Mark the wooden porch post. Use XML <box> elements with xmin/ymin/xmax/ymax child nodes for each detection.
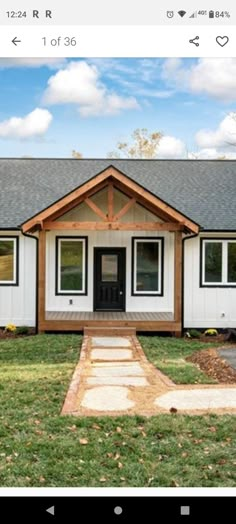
<box><xmin>174</xmin><ymin>230</ymin><xmax>183</xmax><ymax>337</ymax></box>
<box><xmin>38</xmin><ymin>229</ymin><xmax>46</xmax><ymax>333</ymax></box>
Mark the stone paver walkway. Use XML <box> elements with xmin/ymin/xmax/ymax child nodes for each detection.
<box><xmin>62</xmin><ymin>336</ymin><xmax>236</xmax><ymax>416</ymax></box>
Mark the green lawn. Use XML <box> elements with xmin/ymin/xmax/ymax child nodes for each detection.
<box><xmin>0</xmin><ymin>334</ymin><xmax>235</xmax><ymax>487</ymax></box>
<box><xmin>140</xmin><ymin>336</ymin><xmax>219</xmax><ymax>384</ymax></box>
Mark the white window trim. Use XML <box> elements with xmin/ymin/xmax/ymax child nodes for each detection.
<box><xmin>0</xmin><ymin>237</ymin><xmax>17</xmax><ymax>285</ymax></box>
<box><xmin>202</xmin><ymin>239</ymin><xmax>236</xmax><ymax>286</ymax></box>
<box><xmin>133</xmin><ymin>238</ymin><xmax>162</xmax><ymax>295</ymax></box>
<box><xmin>57</xmin><ymin>237</ymin><xmax>86</xmax><ymax>294</ymax></box>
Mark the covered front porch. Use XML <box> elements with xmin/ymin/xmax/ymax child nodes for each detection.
<box><xmin>43</xmin><ymin>310</ymin><xmax>176</xmax><ymax>333</ymax></box>
<box><xmin>22</xmin><ymin>166</ymin><xmax>199</xmax><ymax>335</ymax></box>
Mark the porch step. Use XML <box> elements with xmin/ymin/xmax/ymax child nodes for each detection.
<box><xmin>84</xmin><ymin>327</ymin><xmax>136</xmax><ymax>337</ymax></box>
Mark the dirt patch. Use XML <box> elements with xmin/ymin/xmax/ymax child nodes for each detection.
<box><xmin>187</xmin><ymin>347</ymin><xmax>236</xmax><ymax>384</ymax></box>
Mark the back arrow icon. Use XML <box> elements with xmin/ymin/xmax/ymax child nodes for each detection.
<box><xmin>12</xmin><ymin>37</ymin><xmax>21</xmax><ymax>46</ymax></box>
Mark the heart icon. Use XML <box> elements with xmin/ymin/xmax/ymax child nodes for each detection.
<box><xmin>216</xmin><ymin>36</ymin><xmax>229</xmax><ymax>47</ymax></box>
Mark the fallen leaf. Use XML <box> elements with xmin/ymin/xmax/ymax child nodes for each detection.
<box><xmin>217</xmin><ymin>459</ymin><xmax>227</xmax><ymax>465</ymax></box>
<box><xmin>148</xmin><ymin>477</ymin><xmax>154</xmax><ymax>485</ymax></box>
<box><xmin>208</xmin><ymin>426</ymin><xmax>217</xmax><ymax>433</ymax></box>
<box><xmin>139</xmin><ymin>458</ymin><xmax>144</xmax><ymax>464</ymax></box>
<box><xmin>114</xmin><ymin>453</ymin><xmax>120</xmax><ymax>461</ymax></box>
<box><xmin>120</xmin><ymin>477</ymin><xmax>125</xmax><ymax>481</ymax></box>
<box><xmin>181</xmin><ymin>452</ymin><xmax>188</xmax><ymax>458</ymax></box>
<box><xmin>208</xmin><ymin>465</ymin><xmax>213</xmax><ymax>470</ymax></box>
<box><xmin>171</xmin><ymin>480</ymin><xmax>180</xmax><ymax>487</ymax></box>
<box><xmin>92</xmin><ymin>424</ymin><xmax>101</xmax><ymax>430</ymax></box>
<box><xmin>34</xmin><ymin>420</ymin><xmax>41</xmax><ymax>425</ymax></box>
<box><xmin>79</xmin><ymin>438</ymin><xmax>88</xmax><ymax>445</ymax></box>
<box><xmin>68</xmin><ymin>425</ymin><xmax>77</xmax><ymax>432</ymax></box>
<box><xmin>116</xmin><ymin>427</ymin><xmax>122</xmax><ymax>433</ymax></box>
<box><xmin>170</xmin><ymin>407</ymin><xmax>178</xmax><ymax>414</ymax></box>
<box><xmin>99</xmin><ymin>477</ymin><xmax>107</xmax><ymax>482</ymax></box>
<box><xmin>39</xmin><ymin>476</ymin><xmax>45</xmax><ymax>483</ymax></box>
<box><xmin>118</xmin><ymin>462</ymin><xmax>123</xmax><ymax>469</ymax></box>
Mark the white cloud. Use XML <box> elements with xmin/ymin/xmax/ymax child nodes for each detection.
<box><xmin>196</xmin><ymin>113</ymin><xmax>236</xmax><ymax>148</ymax></box>
<box><xmin>157</xmin><ymin>135</ymin><xmax>186</xmax><ymax>159</ymax></box>
<box><xmin>0</xmin><ymin>108</ymin><xmax>52</xmax><ymax>139</ymax></box>
<box><xmin>43</xmin><ymin>61</ymin><xmax>139</xmax><ymax>116</ymax></box>
<box><xmin>162</xmin><ymin>58</ymin><xmax>236</xmax><ymax>101</ymax></box>
<box><xmin>0</xmin><ymin>58</ymin><xmax>66</xmax><ymax>69</ymax></box>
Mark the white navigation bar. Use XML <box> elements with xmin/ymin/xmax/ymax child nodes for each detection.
<box><xmin>0</xmin><ymin>26</ymin><xmax>234</xmax><ymax>58</ymax></box>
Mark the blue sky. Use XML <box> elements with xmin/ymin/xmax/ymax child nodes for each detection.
<box><xmin>0</xmin><ymin>57</ymin><xmax>236</xmax><ymax>158</ymax></box>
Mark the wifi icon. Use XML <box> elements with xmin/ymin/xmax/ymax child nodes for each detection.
<box><xmin>178</xmin><ymin>10</ymin><xmax>186</xmax><ymax>17</ymax></box>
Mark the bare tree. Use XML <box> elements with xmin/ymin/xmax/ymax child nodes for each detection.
<box><xmin>108</xmin><ymin>128</ymin><xmax>163</xmax><ymax>159</ymax></box>
<box><xmin>72</xmin><ymin>150</ymin><xmax>83</xmax><ymax>159</ymax></box>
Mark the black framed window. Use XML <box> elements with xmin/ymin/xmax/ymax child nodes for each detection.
<box><xmin>201</xmin><ymin>238</ymin><xmax>236</xmax><ymax>286</ymax></box>
<box><xmin>132</xmin><ymin>237</ymin><xmax>164</xmax><ymax>296</ymax></box>
<box><xmin>0</xmin><ymin>236</ymin><xmax>19</xmax><ymax>286</ymax></box>
<box><xmin>56</xmin><ymin>237</ymin><xmax>88</xmax><ymax>295</ymax></box>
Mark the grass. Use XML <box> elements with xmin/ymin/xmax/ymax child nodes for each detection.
<box><xmin>140</xmin><ymin>336</ymin><xmax>219</xmax><ymax>384</ymax></box>
<box><xmin>0</xmin><ymin>334</ymin><xmax>235</xmax><ymax>487</ymax></box>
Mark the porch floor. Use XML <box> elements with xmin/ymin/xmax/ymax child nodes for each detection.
<box><xmin>46</xmin><ymin>311</ymin><xmax>174</xmax><ymax>321</ymax></box>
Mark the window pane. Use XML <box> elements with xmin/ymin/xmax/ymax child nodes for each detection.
<box><xmin>136</xmin><ymin>241</ymin><xmax>159</xmax><ymax>292</ymax></box>
<box><xmin>102</xmin><ymin>254</ymin><xmax>118</xmax><ymax>282</ymax></box>
<box><xmin>0</xmin><ymin>240</ymin><xmax>14</xmax><ymax>281</ymax></box>
<box><xmin>60</xmin><ymin>240</ymin><xmax>83</xmax><ymax>291</ymax></box>
<box><xmin>204</xmin><ymin>242</ymin><xmax>222</xmax><ymax>283</ymax></box>
<box><xmin>228</xmin><ymin>243</ymin><xmax>236</xmax><ymax>283</ymax></box>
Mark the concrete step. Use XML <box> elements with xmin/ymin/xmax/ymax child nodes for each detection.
<box><xmin>84</xmin><ymin>327</ymin><xmax>136</xmax><ymax>337</ymax></box>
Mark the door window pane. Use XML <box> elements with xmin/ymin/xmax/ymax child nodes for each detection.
<box><xmin>0</xmin><ymin>240</ymin><xmax>14</xmax><ymax>282</ymax></box>
<box><xmin>228</xmin><ymin>242</ymin><xmax>236</xmax><ymax>283</ymax></box>
<box><xmin>60</xmin><ymin>240</ymin><xmax>84</xmax><ymax>291</ymax></box>
<box><xmin>136</xmin><ymin>241</ymin><xmax>159</xmax><ymax>292</ymax></box>
<box><xmin>102</xmin><ymin>254</ymin><xmax>118</xmax><ymax>282</ymax></box>
<box><xmin>204</xmin><ymin>242</ymin><xmax>222</xmax><ymax>283</ymax></box>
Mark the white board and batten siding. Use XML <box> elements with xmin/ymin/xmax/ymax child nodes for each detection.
<box><xmin>0</xmin><ymin>231</ymin><xmax>36</xmax><ymax>327</ymax></box>
<box><xmin>184</xmin><ymin>233</ymin><xmax>236</xmax><ymax>328</ymax></box>
<box><xmin>46</xmin><ymin>193</ymin><xmax>175</xmax><ymax>314</ymax></box>
<box><xmin>46</xmin><ymin>229</ymin><xmax>174</xmax><ymax>313</ymax></box>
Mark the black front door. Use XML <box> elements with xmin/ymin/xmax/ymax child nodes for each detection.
<box><xmin>94</xmin><ymin>248</ymin><xmax>126</xmax><ymax>311</ymax></box>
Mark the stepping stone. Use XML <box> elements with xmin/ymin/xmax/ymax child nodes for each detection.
<box><xmin>155</xmin><ymin>388</ymin><xmax>236</xmax><ymax>410</ymax></box>
<box><xmin>91</xmin><ymin>337</ymin><xmax>131</xmax><ymax>347</ymax></box>
<box><xmin>87</xmin><ymin>376</ymin><xmax>148</xmax><ymax>386</ymax></box>
<box><xmin>91</xmin><ymin>349</ymin><xmax>133</xmax><ymax>361</ymax></box>
<box><xmin>81</xmin><ymin>386</ymin><xmax>135</xmax><ymax>411</ymax></box>
<box><xmin>91</xmin><ymin>362</ymin><xmax>144</xmax><ymax>377</ymax></box>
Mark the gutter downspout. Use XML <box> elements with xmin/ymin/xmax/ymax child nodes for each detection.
<box><xmin>182</xmin><ymin>230</ymin><xmax>200</xmax><ymax>334</ymax></box>
<box><xmin>21</xmin><ymin>229</ymin><xmax>39</xmax><ymax>334</ymax></box>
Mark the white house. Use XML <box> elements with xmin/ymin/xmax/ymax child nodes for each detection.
<box><xmin>0</xmin><ymin>158</ymin><xmax>236</xmax><ymax>335</ymax></box>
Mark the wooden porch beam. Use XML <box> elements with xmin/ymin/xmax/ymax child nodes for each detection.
<box><xmin>84</xmin><ymin>197</ymin><xmax>107</xmax><ymax>221</ymax></box>
<box><xmin>38</xmin><ymin>229</ymin><xmax>46</xmax><ymax>332</ymax></box>
<box><xmin>43</xmin><ymin>221</ymin><xmax>185</xmax><ymax>231</ymax></box>
<box><xmin>107</xmin><ymin>183</ymin><xmax>114</xmax><ymax>220</ymax></box>
<box><xmin>174</xmin><ymin>230</ymin><xmax>183</xmax><ymax>330</ymax></box>
<box><xmin>113</xmin><ymin>197</ymin><xmax>136</xmax><ymax>221</ymax></box>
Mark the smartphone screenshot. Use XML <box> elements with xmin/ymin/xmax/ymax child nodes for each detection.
<box><xmin>0</xmin><ymin>0</ymin><xmax>235</xmax><ymax>519</ymax></box>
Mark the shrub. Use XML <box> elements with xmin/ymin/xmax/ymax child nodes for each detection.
<box><xmin>204</xmin><ymin>328</ymin><xmax>218</xmax><ymax>336</ymax></box>
<box><xmin>15</xmin><ymin>326</ymin><xmax>30</xmax><ymax>335</ymax></box>
<box><xmin>5</xmin><ymin>323</ymin><xmax>16</xmax><ymax>332</ymax></box>
<box><xmin>188</xmin><ymin>329</ymin><xmax>201</xmax><ymax>338</ymax></box>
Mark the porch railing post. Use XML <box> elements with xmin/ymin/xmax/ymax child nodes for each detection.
<box><xmin>174</xmin><ymin>230</ymin><xmax>182</xmax><ymax>336</ymax></box>
<box><xmin>38</xmin><ymin>229</ymin><xmax>46</xmax><ymax>332</ymax></box>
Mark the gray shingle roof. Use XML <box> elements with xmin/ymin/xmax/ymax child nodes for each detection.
<box><xmin>0</xmin><ymin>158</ymin><xmax>235</xmax><ymax>230</ymax></box>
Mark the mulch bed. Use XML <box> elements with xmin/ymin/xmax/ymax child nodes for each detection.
<box><xmin>187</xmin><ymin>347</ymin><xmax>236</xmax><ymax>384</ymax></box>
<box><xmin>0</xmin><ymin>328</ymin><xmax>35</xmax><ymax>339</ymax></box>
